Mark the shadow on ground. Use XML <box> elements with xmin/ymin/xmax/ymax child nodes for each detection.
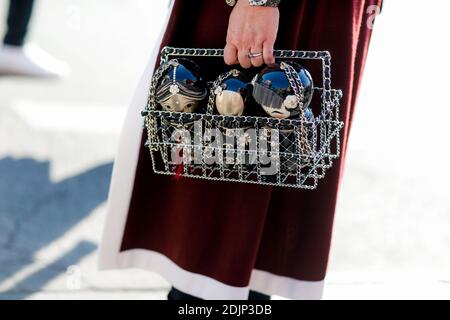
<box><xmin>0</xmin><ymin>157</ymin><xmax>113</xmax><ymax>299</ymax></box>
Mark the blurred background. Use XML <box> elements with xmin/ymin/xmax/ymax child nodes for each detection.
<box><xmin>0</xmin><ymin>0</ymin><xmax>449</xmax><ymax>299</ymax></box>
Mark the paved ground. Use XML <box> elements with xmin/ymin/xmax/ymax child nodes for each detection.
<box><xmin>1</xmin><ymin>0</ymin><xmax>449</xmax><ymax>300</ymax></box>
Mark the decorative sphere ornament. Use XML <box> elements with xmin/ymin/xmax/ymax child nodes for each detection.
<box><xmin>303</xmin><ymin>107</ymin><xmax>315</xmax><ymax>122</ymax></box>
<box><xmin>213</xmin><ymin>69</ymin><xmax>250</xmax><ymax>116</ymax></box>
<box><xmin>155</xmin><ymin>58</ymin><xmax>208</xmax><ymax>113</ymax></box>
<box><xmin>251</xmin><ymin>61</ymin><xmax>314</xmax><ymax>119</ymax></box>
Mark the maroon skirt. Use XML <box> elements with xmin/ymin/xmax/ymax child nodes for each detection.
<box><xmin>99</xmin><ymin>0</ymin><xmax>382</xmax><ymax>300</ymax></box>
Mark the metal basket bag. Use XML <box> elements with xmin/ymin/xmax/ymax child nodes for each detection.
<box><xmin>141</xmin><ymin>46</ymin><xmax>344</xmax><ymax>189</ymax></box>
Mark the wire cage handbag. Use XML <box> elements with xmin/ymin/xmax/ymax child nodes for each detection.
<box><xmin>141</xmin><ymin>46</ymin><xmax>344</xmax><ymax>189</ymax></box>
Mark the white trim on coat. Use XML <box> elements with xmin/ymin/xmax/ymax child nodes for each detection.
<box><xmin>97</xmin><ymin>0</ymin><xmax>325</xmax><ymax>300</ymax></box>
<box><xmin>108</xmin><ymin>248</ymin><xmax>325</xmax><ymax>300</ymax></box>
<box><xmin>97</xmin><ymin>0</ymin><xmax>176</xmax><ymax>270</ymax></box>
<box><xmin>249</xmin><ymin>269</ymin><xmax>324</xmax><ymax>300</ymax></box>
<box><xmin>117</xmin><ymin>249</ymin><xmax>250</xmax><ymax>300</ymax></box>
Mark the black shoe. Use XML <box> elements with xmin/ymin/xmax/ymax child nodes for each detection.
<box><xmin>167</xmin><ymin>286</ymin><xmax>270</xmax><ymax>300</ymax></box>
<box><xmin>248</xmin><ymin>290</ymin><xmax>271</xmax><ymax>300</ymax></box>
<box><xmin>167</xmin><ymin>287</ymin><xmax>203</xmax><ymax>300</ymax></box>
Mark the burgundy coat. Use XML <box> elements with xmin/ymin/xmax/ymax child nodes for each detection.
<box><xmin>99</xmin><ymin>0</ymin><xmax>382</xmax><ymax>300</ymax></box>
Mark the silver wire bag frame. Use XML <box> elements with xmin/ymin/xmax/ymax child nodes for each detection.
<box><xmin>141</xmin><ymin>46</ymin><xmax>344</xmax><ymax>189</ymax></box>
